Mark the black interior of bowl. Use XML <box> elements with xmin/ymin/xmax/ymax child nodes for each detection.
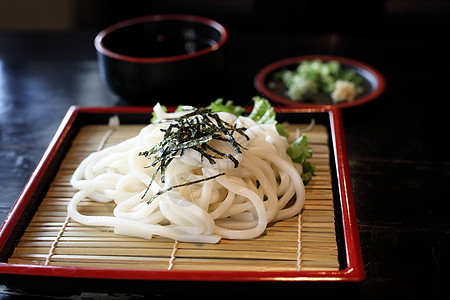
<box><xmin>266</xmin><ymin>63</ymin><xmax>378</xmax><ymax>105</ymax></box>
<box><xmin>102</xmin><ymin>20</ymin><xmax>221</xmax><ymax>58</ymax></box>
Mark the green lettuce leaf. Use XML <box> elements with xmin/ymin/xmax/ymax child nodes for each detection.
<box><xmin>300</xmin><ymin>161</ymin><xmax>315</xmax><ymax>184</ymax></box>
<box><xmin>247</xmin><ymin>96</ymin><xmax>289</xmax><ymax>138</ymax></box>
<box><xmin>248</xmin><ymin>96</ymin><xmax>277</xmax><ymax>125</ymax></box>
<box><xmin>287</xmin><ymin>134</ymin><xmax>315</xmax><ymax>184</ymax></box>
<box><xmin>207</xmin><ymin>98</ymin><xmax>245</xmax><ymax>116</ymax></box>
<box><xmin>276</xmin><ymin>123</ymin><xmax>289</xmax><ymax>139</ymax></box>
<box><xmin>287</xmin><ymin>134</ymin><xmax>312</xmax><ymax>163</ymax></box>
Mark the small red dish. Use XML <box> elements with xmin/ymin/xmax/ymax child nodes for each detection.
<box><xmin>254</xmin><ymin>55</ymin><xmax>386</xmax><ymax>109</ymax></box>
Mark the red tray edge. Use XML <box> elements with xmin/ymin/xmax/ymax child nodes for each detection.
<box><xmin>0</xmin><ymin>105</ymin><xmax>365</xmax><ymax>282</ymax></box>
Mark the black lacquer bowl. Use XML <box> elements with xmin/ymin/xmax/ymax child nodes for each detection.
<box><xmin>95</xmin><ymin>14</ymin><xmax>229</xmax><ymax>105</ymax></box>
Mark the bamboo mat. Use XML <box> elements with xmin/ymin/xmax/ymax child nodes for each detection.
<box><xmin>8</xmin><ymin>121</ymin><xmax>339</xmax><ymax>272</ymax></box>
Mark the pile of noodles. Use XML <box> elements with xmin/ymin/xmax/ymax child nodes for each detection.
<box><xmin>68</xmin><ymin>104</ymin><xmax>305</xmax><ymax>243</ymax></box>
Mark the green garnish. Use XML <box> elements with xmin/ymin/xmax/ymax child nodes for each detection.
<box><xmin>300</xmin><ymin>161</ymin><xmax>315</xmax><ymax>184</ymax></box>
<box><xmin>140</xmin><ymin>107</ymin><xmax>249</xmax><ymax>202</ymax></box>
<box><xmin>248</xmin><ymin>96</ymin><xmax>277</xmax><ymax>125</ymax></box>
<box><xmin>287</xmin><ymin>134</ymin><xmax>315</xmax><ymax>184</ymax></box>
<box><xmin>207</xmin><ymin>98</ymin><xmax>245</xmax><ymax>116</ymax></box>
<box><xmin>248</xmin><ymin>96</ymin><xmax>289</xmax><ymax>138</ymax></box>
<box><xmin>208</xmin><ymin>96</ymin><xmax>289</xmax><ymax>138</ymax></box>
<box><xmin>273</xmin><ymin>59</ymin><xmax>364</xmax><ymax>102</ymax></box>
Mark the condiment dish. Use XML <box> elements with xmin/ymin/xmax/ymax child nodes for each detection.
<box><xmin>254</xmin><ymin>55</ymin><xmax>385</xmax><ymax>108</ymax></box>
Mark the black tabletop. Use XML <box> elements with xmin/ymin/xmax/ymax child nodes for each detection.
<box><xmin>1</xmin><ymin>7</ymin><xmax>450</xmax><ymax>299</ymax></box>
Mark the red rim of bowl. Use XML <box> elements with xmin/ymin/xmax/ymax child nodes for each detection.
<box><xmin>254</xmin><ymin>55</ymin><xmax>386</xmax><ymax>109</ymax></box>
<box><xmin>94</xmin><ymin>14</ymin><xmax>229</xmax><ymax>63</ymax></box>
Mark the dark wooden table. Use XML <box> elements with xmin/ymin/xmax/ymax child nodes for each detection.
<box><xmin>0</xmin><ymin>20</ymin><xmax>449</xmax><ymax>298</ymax></box>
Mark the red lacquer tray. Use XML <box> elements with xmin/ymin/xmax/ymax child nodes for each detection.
<box><xmin>0</xmin><ymin>105</ymin><xmax>364</xmax><ymax>287</ymax></box>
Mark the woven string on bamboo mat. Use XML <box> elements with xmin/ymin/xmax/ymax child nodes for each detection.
<box><xmin>8</xmin><ymin>120</ymin><xmax>338</xmax><ymax>272</ymax></box>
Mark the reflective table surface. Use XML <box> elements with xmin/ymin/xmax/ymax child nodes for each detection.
<box><xmin>0</xmin><ymin>15</ymin><xmax>449</xmax><ymax>298</ymax></box>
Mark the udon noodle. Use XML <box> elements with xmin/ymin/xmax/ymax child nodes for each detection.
<box><xmin>68</xmin><ymin>105</ymin><xmax>305</xmax><ymax>243</ymax></box>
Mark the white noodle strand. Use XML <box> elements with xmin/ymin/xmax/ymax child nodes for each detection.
<box><xmin>68</xmin><ymin>109</ymin><xmax>306</xmax><ymax>243</ymax></box>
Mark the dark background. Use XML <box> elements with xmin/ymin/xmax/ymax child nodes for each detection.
<box><xmin>1</xmin><ymin>0</ymin><xmax>450</xmax><ymax>298</ymax></box>
<box><xmin>2</xmin><ymin>0</ymin><xmax>449</xmax><ymax>35</ymax></box>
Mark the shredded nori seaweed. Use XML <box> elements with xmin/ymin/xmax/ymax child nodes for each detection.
<box><xmin>139</xmin><ymin>107</ymin><xmax>249</xmax><ymax>203</ymax></box>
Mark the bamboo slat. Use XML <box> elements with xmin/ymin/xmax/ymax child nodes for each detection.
<box><xmin>8</xmin><ymin>121</ymin><xmax>341</xmax><ymax>272</ymax></box>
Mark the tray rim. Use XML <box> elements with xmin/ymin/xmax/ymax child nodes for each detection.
<box><xmin>0</xmin><ymin>105</ymin><xmax>364</xmax><ymax>282</ymax></box>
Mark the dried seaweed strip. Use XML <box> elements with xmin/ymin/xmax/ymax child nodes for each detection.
<box><xmin>140</xmin><ymin>108</ymin><xmax>249</xmax><ymax>202</ymax></box>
